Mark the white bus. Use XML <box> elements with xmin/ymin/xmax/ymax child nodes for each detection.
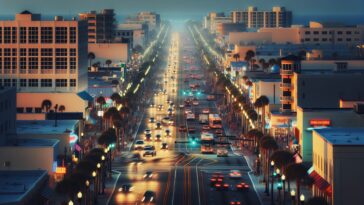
<box><xmin>201</xmin><ymin>133</ymin><xmax>214</xmax><ymax>154</ymax></box>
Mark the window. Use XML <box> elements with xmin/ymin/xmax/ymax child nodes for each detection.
<box><xmin>28</xmin><ymin>27</ymin><xmax>39</xmax><ymax>43</ymax></box>
<box><xmin>4</xmin><ymin>27</ymin><xmax>11</xmax><ymax>43</ymax></box>
<box><xmin>41</xmin><ymin>79</ymin><xmax>52</xmax><ymax>87</ymax></box>
<box><xmin>12</xmin><ymin>48</ymin><xmax>17</xmax><ymax>56</ymax></box>
<box><xmin>70</xmin><ymin>27</ymin><xmax>76</xmax><ymax>43</ymax></box>
<box><xmin>337</xmin><ymin>38</ymin><xmax>343</xmax><ymax>41</ymax></box>
<box><xmin>28</xmin><ymin>57</ymin><xmax>39</xmax><ymax>70</ymax></box>
<box><xmin>313</xmin><ymin>38</ymin><xmax>319</xmax><ymax>42</ymax></box>
<box><xmin>304</xmin><ymin>38</ymin><xmax>310</xmax><ymax>42</ymax></box>
<box><xmin>41</xmin><ymin>57</ymin><xmax>53</xmax><ymax>69</ymax></box>
<box><xmin>322</xmin><ymin>31</ymin><xmax>327</xmax><ymax>35</ymax></box>
<box><xmin>20</xmin><ymin>79</ymin><xmax>27</xmax><ymax>87</ymax></box>
<box><xmin>313</xmin><ymin>31</ymin><xmax>319</xmax><ymax>35</ymax></box>
<box><xmin>4</xmin><ymin>79</ymin><xmax>11</xmax><ymax>87</ymax></box>
<box><xmin>41</xmin><ymin>27</ymin><xmax>53</xmax><ymax>43</ymax></box>
<box><xmin>70</xmin><ymin>79</ymin><xmax>76</xmax><ymax>87</ymax></box>
<box><xmin>20</xmin><ymin>58</ymin><xmax>26</xmax><ymax>70</ymax></box>
<box><xmin>0</xmin><ymin>27</ymin><xmax>2</xmax><ymax>43</ymax></box>
<box><xmin>56</xmin><ymin>48</ymin><xmax>67</xmax><ymax>56</ymax></box>
<box><xmin>56</xmin><ymin>79</ymin><xmax>67</xmax><ymax>87</ymax></box>
<box><xmin>322</xmin><ymin>38</ymin><xmax>327</xmax><ymax>42</ymax></box>
<box><xmin>304</xmin><ymin>31</ymin><xmax>310</xmax><ymax>35</ymax></box>
<box><xmin>11</xmin><ymin>27</ymin><xmax>17</xmax><ymax>43</ymax></box>
<box><xmin>70</xmin><ymin>57</ymin><xmax>76</xmax><ymax>70</ymax></box>
<box><xmin>282</xmin><ymin>104</ymin><xmax>291</xmax><ymax>109</ymax></box>
<box><xmin>55</xmin><ymin>27</ymin><xmax>67</xmax><ymax>43</ymax></box>
<box><xmin>20</xmin><ymin>48</ymin><xmax>26</xmax><ymax>56</ymax></box>
<box><xmin>4</xmin><ymin>48</ymin><xmax>10</xmax><ymax>56</ymax></box>
<box><xmin>337</xmin><ymin>31</ymin><xmax>343</xmax><ymax>35</ymax></box>
<box><xmin>346</xmin><ymin>38</ymin><xmax>352</xmax><ymax>42</ymax></box>
<box><xmin>12</xmin><ymin>79</ymin><xmax>16</xmax><ymax>87</ymax></box>
<box><xmin>20</xmin><ymin>27</ymin><xmax>27</xmax><ymax>43</ymax></box>
<box><xmin>11</xmin><ymin>57</ymin><xmax>16</xmax><ymax>70</ymax></box>
<box><xmin>346</xmin><ymin>31</ymin><xmax>352</xmax><ymax>35</ymax></box>
<box><xmin>56</xmin><ymin>57</ymin><xmax>67</xmax><ymax>69</ymax></box>
<box><xmin>70</xmin><ymin>48</ymin><xmax>76</xmax><ymax>56</ymax></box>
<box><xmin>4</xmin><ymin>57</ymin><xmax>11</xmax><ymax>70</ymax></box>
<box><xmin>28</xmin><ymin>79</ymin><xmax>39</xmax><ymax>87</ymax></box>
<box><xmin>41</xmin><ymin>48</ymin><xmax>52</xmax><ymax>56</ymax></box>
<box><xmin>28</xmin><ymin>48</ymin><xmax>38</xmax><ymax>56</ymax></box>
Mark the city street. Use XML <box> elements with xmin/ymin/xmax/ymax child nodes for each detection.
<box><xmin>108</xmin><ymin>30</ymin><xmax>260</xmax><ymax>205</ymax></box>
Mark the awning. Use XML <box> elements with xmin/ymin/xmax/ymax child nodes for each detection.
<box><xmin>309</xmin><ymin>170</ymin><xmax>332</xmax><ymax>196</ymax></box>
<box><xmin>77</xmin><ymin>91</ymin><xmax>94</xmax><ymax>101</ymax></box>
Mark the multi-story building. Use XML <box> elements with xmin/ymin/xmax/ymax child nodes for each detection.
<box><xmin>203</xmin><ymin>12</ymin><xmax>225</xmax><ymax>31</ymax></box>
<box><xmin>114</xmin><ymin>26</ymin><xmax>147</xmax><ymax>49</ymax></box>
<box><xmin>0</xmin><ymin>11</ymin><xmax>90</xmax><ymax>119</ymax></box>
<box><xmin>312</xmin><ymin>128</ymin><xmax>364</xmax><ymax>205</ymax></box>
<box><xmin>79</xmin><ymin>9</ymin><xmax>116</xmax><ymax>43</ymax></box>
<box><xmin>0</xmin><ymin>87</ymin><xmax>16</xmax><ymax>145</ymax></box>
<box><xmin>137</xmin><ymin>12</ymin><xmax>160</xmax><ymax>31</ymax></box>
<box><xmin>231</xmin><ymin>7</ymin><xmax>292</xmax><ymax>29</ymax></box>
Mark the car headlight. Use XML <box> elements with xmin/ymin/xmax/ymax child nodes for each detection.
<box><xmin>141</xmin><ymin>197</ymin><xmax>145</xmax><ymax>202</ymax></box>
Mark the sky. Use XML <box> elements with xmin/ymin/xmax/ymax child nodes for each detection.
<box><xmin>0</xmin><ymin>0</ymin><xmax>363</xmax><ymax>20</ymax></box>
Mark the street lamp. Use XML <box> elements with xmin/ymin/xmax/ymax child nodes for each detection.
<box><xmin>299</xmin><ymin>194</ymin><xmax>305</xmax><ymax>205</ymax></box>
<box><xmin>290</xmin><ymin>190</ymin><xmax>296</xmax><ymax>205</ymax></box>
<box><xmin>270</xmin><ymin>160</ymin><xmax>275</xmax><ymax>205</ymax></box>
<box><xmin>68</xmin><ymin>200</ymin><xmax>74</xmax><ymax>205</ymax></box>
<box><xmin>97</xmin><ymin>110</ymin><xmax>104</xmax><ymax>130</ymax></box>
<box><xmin>92</xmin><ymin>171</ymin><xmax>98</xmax><ymax>204</ymax></box>
<box><xmin>281</xmin><ymin>174</ymin><xmax>286</xmax><ymax>205</ymax></box>
<box><xmin>77</xmin><ymin>191</ymin><xmax>82</xmax><ymax>205</ymax></box>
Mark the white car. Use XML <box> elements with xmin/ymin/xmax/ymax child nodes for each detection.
<box><xmin>186</xmin><ymin>113</ymin><xmax>195</xmax><ymax>120</ymax></box>
<box><xmin>229</xmin><ymin>170</ymin><xmax>242</xmax><ymax>179</ymax></box>
<box><xmin>134</xmin><ymin>140</ymin><xmax>145</xmax><ymax>150</ymax></box>
<box><xmin>217</xmin><ymin>147</ymin><xmax>228</xmax><ymax>157</ymax></box>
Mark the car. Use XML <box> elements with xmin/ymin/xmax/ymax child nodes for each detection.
<box><xmin>157</xmin><ymin>104</ymin><xmax>163</xmax><ymax>111</ymax></box>
<box><xmin>143</xmin><ymin>170</ymin><xmax>153</xmax><ymax>179</ymax></box>
<box><xmin>118</xmin><ymin>183</ymin><xmax>134</xmax><ymax>193</ymax></box>
<box><xmin>188</xmin><ymin>127</ymin><xmax>196</xmax><ymax>133</ymax></box>
<box><xmin>145</xmin><ymin>133</ymin><xmax>152</xmax><ymax>141</ymax></box>
<box><xmin>179</xmin><ymin>104</ymin><xmax>185</xmax><ymax>108</ymax></box>
<box><xmin>155</xmin><ymin>122</ymin><xmax>162</xmax><ymax>129</ymax></box>
<box><xmin>215</xmin><ymin>129</ymin><xmax>223</xmax><ymax>135</ymax></box>
<box><xmin>161</xmin><ymin>142</ymin><xmax>168</xmax><ymax>150</ymax></box>
<box><xmin>145</xmin><ymin>129</ymin><xmax>151</xmax><ymax>134</ymax></box>
<box><xmin>154</xmin><ymin>134</ymin><xmax>162</xmax><ymax>141</ymax></box>
<box><xmin>207</xmin><ymin>95</ymin><xmax>215</xmax><ymax>101</ymax></box>
<box><xmin>165</xmin><ymin>129</ymin><xmax>171</xmax><ymax>136</ymax></box>
<box><xmin>186</xmin><ymin>113</ymin><xmax>195</xmax><ymax>120</ymax></box>
<box><xmin>134</xmin><ymin>140</ymin><xmax>145</xmax><ymax>150</ymax></box>
<box><xmin>184</xmin><ymin>108</ymin><xmax>192</xmax><ymax>115</ymax></box>
<box><xmin>229</xmin><ymin>200</ymin><xmax>242</xmax><ymax>205</ymax></box>
<box><xmin>143</xmin><ymin>146</ymin><xmax>156</xmax><ymax>157</ymax></box>
<box><xmin>141</xmin><ymin>190</ymin><xmax>156</xmax><ymax>203</ymax></box>
<box><xmin>179</xmin><ymin>125</ymin><xmax>187</xmax><ymax>132</ymax></box>
<box><xmin>236</xmin><ymin>182</ymin><xmax>250</xmax><ymax>191</ymax></box>
<box><xmin>229</xmin><ymin>170</ymin><xmax>242</xmax><ymax>179</ymax></box>
<box><xmin>217</xmin><ymin>147</ymin><xmax>228</xmax><ymax>157</ymax></box>
<box><xmin>149</xmin><ymin>117</ymin><xmax>155</xmax><ymax>123</ymax></box>
<box><xmin>202</xmin><ymin>125</ymin><xmax>210</xmax><ymax>131</ymax></box>
<box><xmin>202</xmin><ymin>108</ymin><xmax>210</xmax><ymax>114</ymax></box>
<box><xmin>192</xmin><ymin>100</ymin><xmax>199</xmax><ymax>105</ymax></box>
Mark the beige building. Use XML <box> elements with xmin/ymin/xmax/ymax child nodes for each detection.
<box><xmin>312</xmin><ymin>128</ymin><xmax>364</xmax><ymax>205</ymax></box>
<box><xmin>231</xmin><ymin>7</ymin><xmax>292</xmax><ymax>29</ymax></box>
<box><xmin>79</xmin><ymin>9</ymin><xmax>116</xmax><ymax>43</ymax></box>
<box><xmin>137</xmin><ymin>12</ymin><xmax>160</xmax><ymax>31</ymax></box>
<box><xmin>88</xmin><ymin>43</ymin><xmax>129</xmax><ymax>66</ymax></box>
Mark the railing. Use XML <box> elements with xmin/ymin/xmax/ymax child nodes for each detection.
<box><xmin>280</xmin><ymin>96</ymin><xmax>293</xmax><ymax>101</ymax></box>
<box><xmin>280</xmin><ymin>83</ymin><xmax>292</xmax><ymax>88</ymax></box>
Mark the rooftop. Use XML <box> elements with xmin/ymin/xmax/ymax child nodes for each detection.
<box><xmin>5</xmin><ymin>138</ymin><xmax>59</xmax><ymax>147</ymax></box>
<box><xmin>16</xmin><ymin>120</ymin><xmax>78</xmax><ymax>135</ymax></box>
<box><xmin>0</xmin><ymin>170</ymin><xmax>47</xmax><ymax>204</ymax></box>
<box><xmin>315</xmin><ymin>128</ymin><xmax>364</xmax><ymax>146</ymax></box>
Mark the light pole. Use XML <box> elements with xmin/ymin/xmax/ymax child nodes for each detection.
<box><xmin>85</xmin><ymin>180</ymin><xmax>90</xmax><ymax>205</ymax></box>
<box><xmin>290</xmin><ymin>190</ymin><xmax>296</xmax><ymax>205</ymax></box>
<box><xmin>77</xmin><ymin>191</ymin><xmax>82</xmax><ymax>205</ymax></box>
<box><xmin>101</xmin><ymin>155</ymin><xmax>106</xmax><ymax>194</ymax></box>
<box><xmin>299</xmin><ymin>194</ymin><xmax>305</xmax><ymax>205</ymax></box>
<box><xmin>282</xmin><ymin>174</ymin><xmax>286</xmax><ymax>205</ymax></box>
<box><xmin>97</xmin><ymin>163</ymin><xmax>101</xmax><ymax>194</ymax></box>
<box><xmin>92</xmin><ymin>171</ymin><xmax>97</xmax><ymax>204</ymax></box>
<box><xmin>270</xmin><ymin>161</ymin><xmax>275</xmax><ymax>205</ymax></box>
<box><xmin>68</xmin><ymin>200</ymin><xmax>74</xmax><ymax>205</ymax></box>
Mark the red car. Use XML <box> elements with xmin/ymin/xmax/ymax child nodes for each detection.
<box><xmin>236</xmin><ymin>182</ymin><xmax>250</xmax><ymax>191</ymax></box>
<box><xmin>179</xmin><ymin>125</ymin><xmax>187</xmax><ymax>132</ymax></box>
<box><xmin>188</xmin><ymin>127</ymin><xmax>196</xmax><ymax>133</ymax></box>
<box><xmin>229</xmin><ymin>201</ymin><xmax>241</xmax><ymax>205</ymax></box>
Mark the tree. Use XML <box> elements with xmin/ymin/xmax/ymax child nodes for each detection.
<box><xmin>58</xmin><ymin>105</ymin><xmax>65</xmax><ymax>112</ymax></box>
<box><xmin>110</xmin><ymin>93</ymin><xmax>122</xmax><ymax>105</ymax></box>
<box><xmin>270</xmin><ymin>150</ymin><xmax>294</xmax><ymax>172</ymax></box>
<box><xmin>105</xmin><ymin>59</ymin><xmax>112</xmax><ymax>75</ymax></box>
<box><xmin>258</xmin><ymin>96</ymin><xmax>269</xmax><ymax>134</ymax></box>
<box><xmin>260</xmin><ymin>136</ymin><xmax>278</xmax><ymax>194</ymax></box>
<box><xmin>97</xmin><ymin>128</ymin><xmax>117</xmax><ymax>147</ymax></box>
<box><xmin>96</xmin><ymin>96</ymin><xmax>106</xmax><ymax>110</ymax></box>
<box><xmin>88</xmin><ymin>52</ymin><xmax>96</xmax><ymax>68</ymax></box>
<box><xmin>232</xmin><ymin>53</ymin><xmax>240</xmax><ymax>62</ymax></box>
<box><xmin>41</xmin><ymin>99</ymin><xmax>52</xmax><ymax>112</ymax></box>
<box><xmin>285</xmin><ymin>163</ymin><xmax>309</xmax><ymax>202</ymax></box>
<box><xmin>247</xmin><ymin>129</ymin><xmax>263</xmax><ymax>149</ymax></box>
<box><xmin>268</xmin><ymin>58</ymin><xmax>277</xmax><ymax>66</ymax></box>
<box><xmin>245</xmin><ymin>50</ymin><xmax>255</xmax><ymax>70</ymax></box>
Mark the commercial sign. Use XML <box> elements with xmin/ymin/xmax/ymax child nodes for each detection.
<box><xmin>309</xmin><ymin>119</ymin><xmax>331</xmax><ymax>127</ymax></box>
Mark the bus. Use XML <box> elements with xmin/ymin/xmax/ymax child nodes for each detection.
<box><xmin>209</xmin><ymin>114</ymin><xmax>222</xmax><ymax>129</ymax></box>
<box><xmin>201</xmin><ymin>133</ymin><xmax>214</xmax><ymax>154</ymax></box>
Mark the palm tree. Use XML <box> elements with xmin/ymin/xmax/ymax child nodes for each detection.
<box><xmin>247</xmin><ymin>129</ymin><xmax>263</xmax><ymax>150</ymax></box>
<box><xmin>232</xmin><ymin>53</ymin><xmax>240</xmax><ymax>62</ymax></box>
<box><xmin>113</xmin><ymin>120</ymin><xmax>123</xmax><ymax>151</ymax></box>
<box><xmin>97</xmin><ymin>128</ymin><xmax>117</xmax><ymax>147</ymax></box>
<box><xmin>105</xmin><ymin>59</ymin><xmax>112</xmax><ymax>74</ymax></box>
<box><xmin>245</xmin><ymin>50</ymin><xmax>255</xmax><ymax>70</ymax></box>
<box><xmin>110</xmin><ymin>93</ymin><xmax>122</xmax><ymax>106</ymax></box>
<box><xmin>103</xmin><ymin>107</ymin><xmax>120</xmax><ymax>129</ymax></box>
<box><xmin>258</xmin><ymin>96</ymin><xmax>269</xmax><ymax>134</ymax></box>
<box><xmin>254</xmin><ymin>98</ymin><xmax>263</xmax><ymax>129</ymax></box>
<box><xmin>306</xmin><ymin>196</ymin><xmax>329</xmax><ymax>205</ymax></box>
<box><xmin>260</xmin><ymin>136</ymin><xmax>278</xmax><ymax>194</ymax></box>
<box><xmin>268</xmin><ymin>58</ymin><xmax>277</xmax><ymax>66</ymax></box>
<box><xmin>88</xmin><ymin>52</ymin><xmax>96</xmax><ymax>68</ymax></box>
<box><xmin>285</xmin><ymin>163</ymin><xmax>309</xmax><ymax>202</ymax></box>
<box><xmin>96</xmin><ymin>96</ymin><xmax>106</xmax><ymax>110</ymax></box>
<box><xmin>41</xmin><ymin>99</ymin><xmax>52</xmax><ymax>112</ymax></box>
<box><xmin>58</xmin><ymin>105</ymin><xmax>65</xmax><ymax>112</ymax></box>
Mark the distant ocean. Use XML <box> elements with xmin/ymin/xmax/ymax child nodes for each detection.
<box><xmin>1</xmin><ymin>14</ymin><xmax>364</xmax><ymax>26</ymax></box>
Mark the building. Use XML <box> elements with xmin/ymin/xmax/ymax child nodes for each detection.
<box><xmin>0</xmin><ymin>87</ymin><xmax>16</xmax><ymax>145</ymax></box>
<box><xmin>114</xmin><ymin>26</ymin><xmax>147</xmax><ymax>49</ymax></box>
<box><xmin>312</xmin><ymin>128</ymin><xmax>364</xmax><ymax>205</ymax></box>
<box><xmin>136</xmin><ymin>12</ymin><xmax>160</xmax><ymax>31</ymax></box>
<box><xmin>231</xmin><ymin>7</ymin><xmax>292</xmax><ymax>29</ymax></box>
<box><xmin>0</xmin><ymin>11</ymin><xmax>91</xmax><ymax>120</ymax></box>
<box><xmin>296</xmin><ymin>107</ymin><xmax>364</xmax><ymax>161</ymax></box>
<box><xmin>88</xmin><ymin>43</ymin><xmax>129</xmax><ymax>66</ymax></box>
<box><xmin>251</xmin><ymin>78</ymin><xmax>280</xmax><ymax>105</ymax></box>
<box><xmin>203</xmin><ymin>12</ymin><xmax>225</xmax><ymax>31</ymax></box>
<box><xmin>210</xmin><ymin>17</ymin><xmax>232</xmax><ymax>34</ymax></box>
<box><xmin>79</xmin><ymin>9</ymin><xmax>116</xmax><ymax>43</ymax></box>
<box><xmin>0</xmin><ymin>170</ymin><xmax>50</xmax><ymax>205</ymax></box>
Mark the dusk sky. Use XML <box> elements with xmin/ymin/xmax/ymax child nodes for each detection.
<box><xmin>0</xmin><ymin>0</ymin><xmax>363</xmax><ymax>19</ymax></box>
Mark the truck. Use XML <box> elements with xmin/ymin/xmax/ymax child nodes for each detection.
<box><xmin>199</xmin><ymin>114</ymin><xmax>209</xmax><ymax>124</ymax></box>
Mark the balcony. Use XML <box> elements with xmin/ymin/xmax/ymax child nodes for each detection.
<box><xmin>280</xmin><ymin>83</ymin><xmax>292</xmax><ymax>89</ymax></box>
<box><xmin>280</xmin><ymin>70</ymin><xmax>293</xmax><ymax>75</ymax></box>
<box><xmin>280</xmin><ymin>96</ymin><xmax>293</xmax><ymax>101</ymax></box>
<box><xmin>55</xmin><ymin>69</ymin><xmax>67</xmax><ymax>74</ymax></box>
<box><xmin>28</xmin><ymin>69</ymin><xmax>39</xmax><ymax>74</ymax></box>
<box><xmin>41</xmin><ymin>69</ymin><xmax>53</xmax><ymax>74</ymax></box>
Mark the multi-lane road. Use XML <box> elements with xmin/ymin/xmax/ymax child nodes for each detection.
<box><xmin>109</xmin><ymin>29</ymin><xmax>261</xmax><ymax>205</ymax></box>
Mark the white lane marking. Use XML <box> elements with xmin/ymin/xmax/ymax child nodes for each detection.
<box><xmin>106</xmin><ymin>170</ymin><xmax>121</xmax><ymax>205</ymax></box>
<box><xmin>195</xmin><ymin>158</ymin><xmax>203</xmax><ymax>205</ymax></box>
